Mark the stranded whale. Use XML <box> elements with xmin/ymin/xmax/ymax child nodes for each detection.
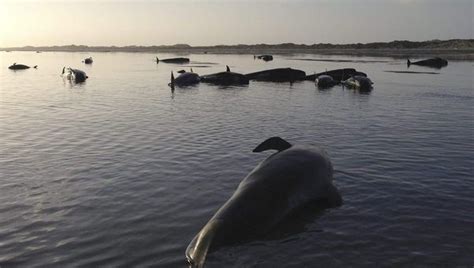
<box><xmin>254</xmin><ymin>55</ymin><xmax>273</xmax><ymax>61</ymax></box>
<box><xmin>185</xmin><ymin>137</ymin><xmax>342</xmax><ymax>268</ymax></box>
<box><xmin>169</xmin><ymin>70</ymin><xmax>200</xmax><ymax>89</ymax></box>
<box><xmin>245</xmin><ymin>68</ymin><xmax>306</xmax><ymax>82</ymax></box>
<box><xmin>84</xmin><ymin>57</ymin><xmax>93</xmax><ymax>64</ymax></box>
<box><xmin>407</xmin><ymin>57</ymin><xmax>448</xmax><ymax>69</ymax></box>
<box><xmin>156</xmin><ymin>57</ymin><xmax>190</xmax><ymax>64</ymax></box>
<box><xmin>8</xmin><ymin>63</ymin><xmax>37</xmax><ymax>70</ymax></box>
<box><xmin>315</xmin><ymin>74</ymin><xmax>337</xmax><ymax>88</ymax></box>
<box><xmin>62</xmin><ymin>67</ymin><xmax>88</xmax><ymax>83</ymax></box>
<box><xmin>343</xmin><ymin>75</ymin><xmax>374</xmax><ymax>91</ymax></box>
<box><xmin>305</xmin><ymin>68</ymin><xmax>366</xmax><ymax>82</ymax></box>
<box><xmin>200</xmin><ymin>66</ymin><xmax>249</xmax><ymax>85</ymax></box>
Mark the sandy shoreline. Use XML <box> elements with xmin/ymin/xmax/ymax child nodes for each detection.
<box><xmin>3</xmin><ymin>48</ymin><xmax>473</xmax><ymax>61</ymax></box>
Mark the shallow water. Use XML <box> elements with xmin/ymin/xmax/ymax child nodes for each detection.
<box><xmin>1</xmin><ymin>52</ymin><xmax>473</xmax><ymax>267</ymax></box>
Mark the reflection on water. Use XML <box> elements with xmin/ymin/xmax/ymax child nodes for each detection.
<box><xmin>0</xmin><ymin>52</ymin><xmax>473</xmax><ymax>267</ymax></box>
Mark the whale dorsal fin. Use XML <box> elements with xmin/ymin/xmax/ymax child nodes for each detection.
<box><xmin>226</xmin><ymin>65</ymin><xmax>230</xmax><ymax>72</ymax></box>
<box><xmin>252</xmin><ymin>137</ymin><xmax>292</xmax><ymax>153</ymax></box>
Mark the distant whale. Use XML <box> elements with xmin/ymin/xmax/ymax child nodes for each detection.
<box><xmin>255</xmin><ymin>55</ymin><xmax>273</xmax><ymax>61</ymax></box>
<box><xmin>200</xmin><ymin>66</ymin><xmax>249</xmax><ymax>85</ymax></box>
<box><xmin>62</xmin><ymin>67</ymin><xmax>88</xmax><ymax>83</ymax></box>
<box><xmin>84</xmin><ymin>57</ymin><xmax>93</xmax><ymax>64</ymax></box>
<box><xmin>8</xmin><ymin>63</ymin><xmax>37</xmax><ymax>70</ymax></box>
<box><xmin>157</xmin><ymin>57</ymin><xmax>190</xmax><ymax>64</ymax></box>
<box><xmin>305</xmin><ymin>68</ymin><xmax>366</xmax><ymax>82</ymax></box>
<box><xmin>245</xmin><ymin>68</ymin><xmax>306</xmax><ymax>82</ymax></box>
<box><xmin>407</xmin><ymin>57</ymin><xmax>448</xmax><ymax>69</ymax></box>
<box><xmin>169</xmin><ymin>70</ymin><xmax>200</xmax><ymax>89</ymax></box>
<box><xmin>186</xmin><ymin>137</ymin><xmax>342</xmax><ymax>268</ymax></box>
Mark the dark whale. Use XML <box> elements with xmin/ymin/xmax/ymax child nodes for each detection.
<box><xmin>8</xmin><ymin>63</ymin><xmax>37</xmax><ymax>70</ymax></box>
<box><xmin>200</xmin><ymin>66</ymin><xmax>249</xmax><ymax>85</ymax></box>
<box><xmin>185</xmin><ymin>137</ymin><xmax>342</xmax><ymax>268</ymax></box>
<box><xmin>315</xmin><ymin>74</ymin><xmax>337</xmax><ymax>88</ymax></box>
<box><xmin>169</xmin><ymin>70</ymin><xmax>200</xmax><ymax>89</ymax></box>
<box><xmin>62</xmin><ymin>67</ymin><xmax>88</xmax><ymax>83</ymax></box>
<box><xmin>305</xmin><ymin>68</ymin><xmax>366</xmax><ymax>82</ymax></box>
<box><xmin>245</xmin><ymin>68</ymin><xmax>306</xmax><ymax>82</ymax></box>
<box><xmin>84</xmin><ymin>57</ymin><xmax>93</xmax><ymax>64</ymax></box>
<box><xmin>255</xmin><ymin>55</ymin><xmax>273</xmax><ymax>61</ymax></box>
<box><xmin>156</xmin><ymin>57</ymin><xmax>190</xmax><ymax>64</ymax></box>
<box><xmin>343</xmin><ymin>75</ymin><xmax>373</xmax><ymax>91</ymax></box>
<box><xmin>407</xmin><ymin>57</ymin><xmax>448</xmax><ymax>69</ymax></box>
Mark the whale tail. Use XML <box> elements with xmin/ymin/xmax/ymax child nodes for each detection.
<box><xmin>156</xmin><ymin>57</ymin><xmax>159</xmax><ymax>63</ymax></box>
<box><xmin>253</xmin><ymin>137</ymin><xmax>292</xmax><ymax>153</ymax></box>
<box><xmin>226</xmin><ymin>65</ymin><xmax>230</xmax><ymax>72</ymax></box>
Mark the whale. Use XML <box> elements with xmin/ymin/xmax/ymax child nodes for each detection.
<box><xmin>200</xmin><ymin>66</ymin><xmax>249</xmax><ymax>85</ymax></box>
<box><xmin>156</xmin><ymin>57</ymin><xmax>190</xmax><ymax>64</ymax></box>
<box><xmin>185</xmin><ymin>137</ymin><xmax>342</xmax><ymax>268</ymax></box>
<box><xmin>305</xmin><ymin>68</ymin><xmax>366</xmax><ymax>82</ymax></box>
<box><xmin>245</xmin><ymin>68</ymin><xmax>306</xmax><ymax>82</ymax></box>
<box><xmin>8</xmin><ymin>63</ymin><xmax>37</xmax><ymax>70</ymax></box>
<box><xmin>62</xmin><ymin>67</ymin><xmax>88</xmax><ymax>83</ymax></box>
<box><xmin>315</xmin><ymin>74</ymin><xmax>337</xmax><ymax>88</ymax></box>
<box><xmin>407</xmin><ymin>57</ymin><xmax>448</xmax><ymax>69</ymax></box>
<box><xmin>343</xmin><ymin>75</ymin><xmax>373</xmax><ymax>91</ymax></box>
<box><xmin>84</xmin><ymin>57</ymin><xmax>93</xmax><ymax>64</ymax></box>
<box><xmin>255</xmin><ymin>55</ymin><xmax>273</xmax><ymax>61</ymax></box>
<box><xmin>169</xmin><ymin>70</ymin><xmax>200</xmax><ymax>89</ymax></box>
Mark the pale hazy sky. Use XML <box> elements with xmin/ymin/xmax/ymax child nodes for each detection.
<box><xmin>0</xmin><ymin>0</ymin><xmax>472</xmax><ymax>47</ymax></box>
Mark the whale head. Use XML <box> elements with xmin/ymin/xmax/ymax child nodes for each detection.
<box><xmin>186</xmin><ymin>219</ymin><xmax>224</xmax><ymax>268</ymax></box>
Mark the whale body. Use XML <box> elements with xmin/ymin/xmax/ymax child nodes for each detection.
<box><xmin>200</xmin><ymin>66</ymin><xmax>249</xmax><ymax>85</ymax></box>
<box><xmin>255</xmin><ymin>55</ymin><xmax>273</xmax><ymax>61</ymax></box>
<box><xmin>407</xmin><ymin>57</ymin><xmax>448</xmax><ymax>69</ymax></box>
<box><xmin>169</xmin><ymin>70</ymin><xmax>200</xmax><ymax>88</ymax></box>
<box><xmin>186</xmin><ymin>137</ymin><xmax>342</xmax><ymax>268</ymax></box>
<box><xmin>245</xmin><ymin>68</ymin><xmax>306</xmax><ymax>82</ymax></box>
<box><xmin>84</xmin><ymin>57</ymin><xmax>93</xmax><ymax>64</ymax></box>
<box><xmin>305</xmin><ymin>68</ymin><xmax>366</xmax><ymax>82</ymax></box>
<box><xmin>157</xmin><ymin>57</ymin><xmax>190</xmax><ymax>64</ymax></box>
<box><xmin>62</xmin><ymin>67</ymin><xmax>88</xmax><ymax>83</ymax></box>
<box><xmin>8</xmin><ymin>63</ymin><xmax>37</xmax><ymax>70</ymax></box>
<box><xmin>343</xmin><ymin>75</ymin><xmax>373</xmax><ymax>91</ymax></box>
<box><xmin>315</xmin><ymin>74</ymin><xmax>337</xmax><ymax>88</ymax></box>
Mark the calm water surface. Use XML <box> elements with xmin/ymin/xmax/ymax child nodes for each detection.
<box><xmin>0</xmin><ymin>52</ymin><xmax>473</xmax><ymax>267</ymax></box>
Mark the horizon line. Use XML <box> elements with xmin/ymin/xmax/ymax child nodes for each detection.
<box><xmin>2</xmin><ymin>38</ymin><xmax>474</xmax><ymax>49</ymax></box>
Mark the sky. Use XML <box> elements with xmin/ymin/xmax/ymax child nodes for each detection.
<box><xmin>0</xmin><ymin>0</ymin><xmax>472</xmax><ymax>47</ymax></box>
